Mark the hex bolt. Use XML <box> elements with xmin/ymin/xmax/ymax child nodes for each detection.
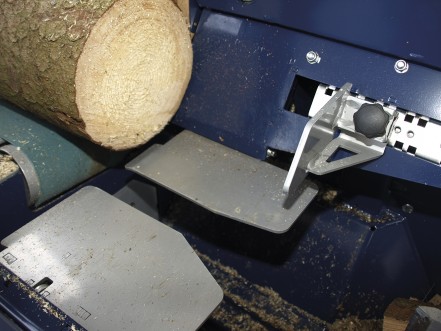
<box><xmin>306</xmin><ymin>51</ymin><xmax>321</xmax><ymax>64</ymax></box>
<box><xmin>394</xmin><ymin>59</ymin><xmax>409</xmax><ymax>73</ymax></box>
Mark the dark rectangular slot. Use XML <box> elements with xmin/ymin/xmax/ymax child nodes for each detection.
<box><xmin>265</xmin><ymin>149</ymin><xmax>294</xmax><ymax>171</ymax></box>
<box><xmin>417</xmin><ymin>118</ymin><xmax>428</xmax><ymax>127</ymax></box>
<box><xmin>394</xmin><ymin>141</ymin><xmax>404</xmax><ymax>149</ymax></box>
<box><xmin>284</xmin><ymin>75</ymin><xmax>321</xmax><ymax>117</ymax></box>
<box><xmin>364</xmin><ymin>96</ymin><xmax>376</xmax><ymax>103</ymax></box>
<box><xmin>325</xmin><ymin>88</ymin><xmax>333</xmax><ymax>96</ymax></box>
<box><xmin>407</xmin><ymin>146</ymin><xmax>417</xmax><ymax>154</ymax></box>
<box><xmin>404</xmin><ymin>114</ymin><xmax>414</xmax><ymax>123</ymax></box>
<box><xmin>33</xmin><ymin>277</ymin><xmax>53</xmax><ymax>293</ymax></box>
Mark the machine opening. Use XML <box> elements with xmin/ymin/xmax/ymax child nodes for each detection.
<box><xmin>284</xmin><ymin>75</ymin><xmax>321</xmax><ymax>117</ymax></box>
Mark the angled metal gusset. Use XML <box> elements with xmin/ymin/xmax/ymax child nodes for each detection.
<box><xmin>284</xmin><ymin>83</ymin><xmax>397</xmax><ymax>193</ymax></box>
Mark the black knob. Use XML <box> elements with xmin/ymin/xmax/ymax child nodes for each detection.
<box><xmin>353</xmin><ymin>103</ymin><xmax>389</xmax><ymax>138</ymax></box>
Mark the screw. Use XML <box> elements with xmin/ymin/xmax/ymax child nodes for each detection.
<box><xmin>306</xmin><ymin>51</ymin><xmax>321</xmax><ymax>64</ymax></box>
<box><xmin>266</xmin><ymin>149</ymin><xmax>276</xmax><ymax>158</ymax></box>
<box><xmin>394</xmin><ymin>60</ymin><xmax>409</xmax><ymax>73</ymax></box>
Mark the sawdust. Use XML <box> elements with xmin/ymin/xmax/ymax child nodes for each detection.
<box><xmin>164</xmin><ymin>196</ymin><xmax>384</xmax><ymax>330</ymax></box>
<box><xmin>329</xmin><ymin>316</ymin><xmax>382</xmax><ymax>330</ymax></box>
<box><xmin>196</xmin><ymin>250</ymin><xmax>383</xmax><ymax>330</ymax></box>
<box><xmin>319</xmin><ymin>186</ymin><xmax>400</xmax><ymax>225</ymax></box>
<box><xmin>430</xmin><ymin>294</ymin><xmax>441</xmax><ymax>306</ymax></box>
<box><xmin>334</xmin><ymin>203</ymin><xmax>401</xmax><ymax>224</ymax></box>
<box><xmin>0</xmin><ymin>154</ymin><xmax>18</xmax><ymax>181</ymax></box>
<box><xmin>196</xmin><ymin>250</ymin><xmax>327</xmax><ymax>330</ymax></box>
<box><xmin>195</xmin><ymin>250</ymin><xmax>382</xmax><ymax>331</ymax></box>
<box><xmin>321</xmin><ymin>189</ymin><xmax>339</xmax><ymax>204</ymax></box>
<box><xmin>1</xmin><ymin>268</ymin><xmax>66</xmax><ymax>322</ymax></box>
<box><xmin>319</xmin><ymin>187</ymin><xmax>381</xmax><ymax>224</ymax></box>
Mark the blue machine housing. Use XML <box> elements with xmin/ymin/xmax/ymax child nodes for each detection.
<box><xmin>198</xmin><ymin>0</ymin><xmax>441</xmax><ymax>71</ymax></box>
<box><xmin>1</xmin><ymin>1</ymin><xmax>441</xmax><ymax>329</ymax></box>
<box><xmin>174</xmin><ymin>3</ymin><xmax>441</xmax><ymax>188</ymax></box>
<box><xmin>171</xmin><ymin>0</ymin><xmax>441</xmax><ymax>324</ymax></box>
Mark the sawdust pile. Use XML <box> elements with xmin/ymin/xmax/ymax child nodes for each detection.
<box><xmin>197</xmin><ymin>250</ymin><xmax>382</xmax><ymax>331</ymax></box>
<box><xmin>0</xmin><ymin>154</ymin><xmax>18</xmax><ymax>181</ymax></box>
<box><xmin>164</xmin><ymin>196</ymin><xmax>383</xmax><ymax>330</ymax></box>
<box><xmin>329</xmin><ymin>316</ymin><xmax>382</xmax><ymax>330</ymax></box>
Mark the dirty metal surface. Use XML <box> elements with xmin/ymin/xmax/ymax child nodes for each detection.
<box><xmin>197</xmin><ymin>1</ymin><xmax>441</xmax><ymax>71</ymax></box>
<box><xmin>126</xmin><ymin>130</ymin><xmax>318</xmax><ymax>234</ymax></box>
<box><xmin>174</xmin><ymin>10</ymin><xmax>441</xmax><ymax>189</ymax></box>
<box><xmin>0</xmin><ymin>101</ymin><xmax>126</xmax><ymax>206</ymax></box>
<box><xmin>157</xmin><ymin>165</ymin><xmax>438</xmax><ymax>324</ymax></box>
<box><xmin>0</xmin><ymin>265</ymin><xmax>84</xmax><ymax>331</ymax></box>
<box><xmin>1</xmin><ymin>186</ymin><xmax>223</xmax><ymax>331</ymax></box>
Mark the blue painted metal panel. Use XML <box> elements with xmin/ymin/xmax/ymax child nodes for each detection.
<box><xmin>197</xmin><ymin>0</ymin><xmax>441</xmax><ymax>71</ymax></box>
<box><xmin>159</xmin><ymin>172</ymin><xmax>439</xmax><ymax>321</ymax></box>
<box><xmin>174</xmin><ymin>10</ymin><xmax>441</xmax><ymax>188</ymax></box>
<box><xmin>342</xmin><ymin>216</ymin><xmax>432</xmax><ymax>318</ymax></box>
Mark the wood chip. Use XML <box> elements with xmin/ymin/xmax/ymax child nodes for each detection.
<box><xmin>0</xmin><ymin>154</ymin><xmax>18</xmax><ymax>181</ymax></box>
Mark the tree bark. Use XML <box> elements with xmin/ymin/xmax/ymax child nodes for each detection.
<box><xmin>0</xmin><ymin>0</ymin><xmax>192</xmax><ymax>150</ymax></box>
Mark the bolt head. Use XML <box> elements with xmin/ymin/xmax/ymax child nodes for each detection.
<box><xmin>306</xmin><ymin>51</ymin><xmax>316</xmax><ymax>60</ymax></box>
<box><xmin>306</xmin><ymin>51</ymin><xmax>320</xmax><ymax>64</ymax></box>
<box><xmin>394</xmin><ymin>60</ymin><xmax>409</xmax><ymax>73</ymax></box>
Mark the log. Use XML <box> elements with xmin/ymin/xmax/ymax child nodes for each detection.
<box><xmin>172</xmin><ymin>0</ymin><xmax>189</xmax><ymax>24</ymax></box>
<box><xmin>0</xmin><ymin>0</ymin><xmax>192</xmax><ymax>150</ymax></box>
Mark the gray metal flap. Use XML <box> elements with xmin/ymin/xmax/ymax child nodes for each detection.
<box><xmin>1</xmin><ymin>186</ymin><xmax>223</xmax><ymax>331</ymax></box>
<box><xmin>126</xmin><ymin>131</ymin><xmax>318</xmax><ymax>233</ymax></box>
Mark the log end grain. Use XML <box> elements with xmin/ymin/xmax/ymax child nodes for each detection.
<box><xmin>76</xmin><ymin>0</ymin><xmax>192</xmax><ymax>150</ymax></box>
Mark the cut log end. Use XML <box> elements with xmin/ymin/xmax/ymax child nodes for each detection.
<box><xmin>76</xmin><ymin>0</ymin><xmax>192</xmax><ymax>150</ymax></box>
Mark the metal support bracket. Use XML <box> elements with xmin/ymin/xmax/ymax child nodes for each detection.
<box><xmin>309</xmin><ymin>84</ymin><xmax>441</xmax><ymax>165</ymax></box>
<box><xmin>284</xmin><ymin>83</ymin><xmax>395</xmax><ymax>193</ymax></box>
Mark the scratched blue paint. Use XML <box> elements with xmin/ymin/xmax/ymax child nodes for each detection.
<box><xmin>197</xmin><ymin>0</ymin><xmax>441</xmax><ymax>71</ymax></box>
<box><xmin>174</xmin><ymin>9</ymin><xmax>441</xmax><ymax>188</ymax></box>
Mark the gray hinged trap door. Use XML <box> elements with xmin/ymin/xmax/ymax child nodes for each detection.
<box><xmin>127</xmin><ymin>130</ymin><xmax>318</xmax><ymax>234</ymax></box>
<box><xmin>1</xmin><ymin>186</ymin><xmax>223</xmax><ymax>331</ymax></box>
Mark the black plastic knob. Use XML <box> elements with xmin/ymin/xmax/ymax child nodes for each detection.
<box><xmin>353</xmin><ymin>103</ymin><xmax>389</xmax><ymax>138</ymax></box>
